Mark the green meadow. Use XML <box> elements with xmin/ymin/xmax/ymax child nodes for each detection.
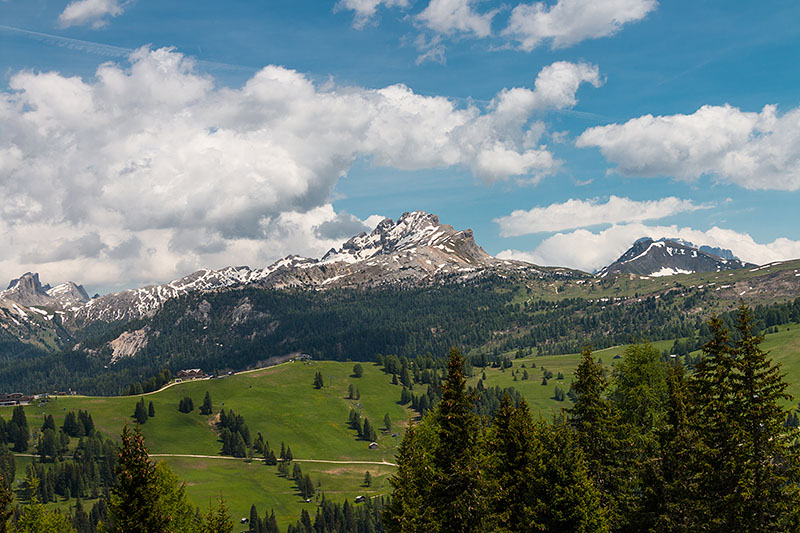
<box><xmin>2</xmin><ymin>360</ymin><xmax>410</xmax><ymax>523</ymax></box>
<box><xmin>3</xmin><ymin>322</ymin><xmax>800</xmax><ymax>523</ymax></box>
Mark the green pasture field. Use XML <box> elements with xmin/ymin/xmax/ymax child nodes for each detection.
<box><xmin>4</xmin><ymin>323</ymin><xmax>800</xmax><ymax>524</ymax></box>
<box><xmin>2</xmin><ymin>360</ymin><xmax>409</xmax><ymax>523</ymax></box>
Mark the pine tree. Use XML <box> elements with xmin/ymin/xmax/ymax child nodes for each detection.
<box><xmin>484</xmin><ymin>394</ymin><xmax>542</xmax><ymax>530</ymax></box>
<box><xmin>729</xmin><ymin>305</ymin><xmax>800</xmax><ymax>529</ymax></box>
<box><xmin>567</xmin><ymin>346</ymin><xmax>628</xmax><ymax>527</ymax></box>
<box><xmin>384</xmin><ymin>413</ymin><xmax>391</xmax><ymax>432</ymax></box>
<box><xmin>364</xmin><ymin>470</ymin><xmax>372</xmax><ymax>487</ymax></box>
<box><xmin>266</xmin><ymin>510</ymin><xmax>279</xmax><ymax>533</ymax></box>
<box><xmin>42</xmin><ymin>414</ymin><xmax>55</xmax><ymax>432</ymax></box>
<box><xmin>362</xmin><ymin>418</ymin><xmax>376</xmax><ymax>442</ymax></box>
<box><xmin>249</xmin><ymin>504</ymin><xmax>259</xmax><ymax>533</ymax></box>
<box><xmin>654</xmin><ymin>362</ymin><xmax>705</xmax><ymax>531</ymax></box>
<box><xmin>133</xmin><ymin>398</ymin><xmax>148</xmax><ymax>424</ymax></box>
<box><xmin>201</xmin><ymin>496</ymin><xmax>233</xmax><ymax>533</ymax></box>
<box><xmin>109</xmin><ymin>425</ymin><xmax>166</xmax><ymax>532</ymax></box>
<box><xmin>200</xmin><ymin>392</ymin><xmax>213</xmax><ymax>415</ymax></box>
<box><xmin>313</xmin><ymin>372</ymin><xmax>324</xmax><ymax>389</ymax></box>
<box><xmin>148</xmin><ymin>401</ymin><xmax>155</xmax><ymax>418</ymax></box>
<box><xmin>353</xmin><ymin>364</ymin><xmax>364</xmax><ymax>378</ymax></box>
<box><xmin>428</xmin><ymin>347</ymin><xmax>485</xmax><ymax>531</ymax></box>
<box><xmin>0</xmin><ymin>473</ymin><xmax>12</xmax><ymax>533</ymax></box>
<box><xmin>533</xmin><ymin>421</ymin><xmax>610</xmax><ymax>532</ymax></box>
<box><xmin>11</xmin><ymin>406</ymin><xmax>29</xmax><ymax>452</ymax></box>
<box><xmin>15</xmin><ymin>471</ymin><xmax>75</xmax><ymax>532</ymax></box>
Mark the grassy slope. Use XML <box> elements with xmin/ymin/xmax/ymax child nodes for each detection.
<box><xmin>4</xmin><ymin>324</ymin><xmax>800</xmax><ymax>524</ymax></box>
<box><xmin>3</xmin><ymin>360</ymin><xmax>410</xmax><ymax>524</ymax></box>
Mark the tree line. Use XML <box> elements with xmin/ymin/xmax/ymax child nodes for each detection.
<box><xmin>386</xmin><ymin>305</ymin><xmax>800</xmax><ymax>531</ymax></box>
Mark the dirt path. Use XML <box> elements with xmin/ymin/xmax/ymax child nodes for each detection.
<box><xmin>16</xmin><ymin>452</ymin><xmax>396</xmax><ymax>467</ymax></box>
<box><xmin>148</xmin><ymin>453</ymin><xmax>395</xmax><ymax>466</ymax></box>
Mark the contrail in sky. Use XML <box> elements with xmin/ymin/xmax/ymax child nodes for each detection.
<box><xmin>0</xmin><ymin>25</ymin><xmax>255</xmax><ymax>72</ymax></box>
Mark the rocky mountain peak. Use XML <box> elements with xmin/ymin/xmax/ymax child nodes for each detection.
<box><xmin>47</xmin><ymin>282</ymin><xmax>91</xmax><ymax>305</ymax></box>
<box><xmin>2</xmin><ymin>272</ymin><xmax>53</xmax><ymax>307</ymax></box>
<box><xmin>599</xmin><ymin>238</ymin><xmax>755</xmax><ymax>278</ymax></box>
<box><xmin>1</xmin><ymin>273</ymin><xmax>91</xmax><ymax>308</ymax></box>
<box><xmin>322</xmin><ymin>210</ymin><xmax>487</xmax><ymax>265</ymax></box>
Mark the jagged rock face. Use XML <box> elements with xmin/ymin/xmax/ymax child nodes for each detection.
<box><xmin>3</xmin><ymin>211</ymin><xmax>586</xmax><ymax>327</ymax></box>
<box><xmin>2</xmin><ymin>273</ymin><xmax>55</xmax><ymax>307</ymax></box>
<box><xmin>0</xmin><ymin>273</ymin><xmax>89</xmax><ymax>308</ymax></box>
<box><xmin>599</xmin><ymin>238</ymin><xmax>755</xmax><ymax>278</ymax></box>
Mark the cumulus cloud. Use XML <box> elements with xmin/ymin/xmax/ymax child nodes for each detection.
<box><xmin>503</xmin><ymin>0</ymin><xmax>657</xmax><ymax>51</ymax></box>
<box><xmin>58</xmin><ymin>0</ymin><xmax>128</xmax><ymax>29</ymax></box>
<box><xmin>496</xmin><ymin>195</ymin><xmax>709</xmax><ymax>236</ymax></box>
<box><xmin>577</xmin><ymin>104</ymin><xmax>800</xmax><ymax>191</ymax></box>
<box><xmin>498</xmin><ymin>223</ymin><xmax>800</xmax><ymax>272</ymax></box>
<box><xmin>0</xmin><ymin>48</ymin><xmax>598</xmax><ymax>291</ymax></box>
<box><xmin>416</xmin><ymin>0</ymin><xmax>496</xmax><ymax>38</ymax></box>
<box><xmin>335</xmin><ymin>0</ymin><xmax>410</xmax><ymax>28</ymax></box>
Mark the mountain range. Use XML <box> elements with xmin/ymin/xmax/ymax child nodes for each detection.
<box><xmin>1</xmin><ymin>212</ymin><xmax>580</xmax><ymax>327</ymax></box>
<box><xmin>0</xmin><ymin>211</ymin><xmax>796</xmax><ymax>360</ymax></box>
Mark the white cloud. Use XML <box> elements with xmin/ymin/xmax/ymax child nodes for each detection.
<box><xmin>335</xmin><ymin>0</ymin><xmax>409</xmax><ymax>28</ymax></box>
<box><xmin>498</xmin><ymin>223</ymin><xmax>800</xmax><ymax>272</ymax></box>
<box><xmin>0</xmin><ymin>49</ymin><xmax>598</xmax><ymax>290</ymax></box>
<box><xmin>503</xmin><ymin>0</ymin><xmax>657</xmax><ymax>51</ymax></box>
<box><xmin>577</xmin><ymin>103</ymin><xmax>800</xmax><ymax>191</ymax></box>
<box><xmin>496</xmin><ymin>195</ymin><xmax>709</xmax><ymax>236</ymax></box>
<box><xmin>416</xmin><ymin>0</ymin><xmax>496</xmax><ymax>38</ymax></box>
<box><xmin>58</xmin><ymin>0</ymin><xmax>128</xmax><ymax>29</ymax></box>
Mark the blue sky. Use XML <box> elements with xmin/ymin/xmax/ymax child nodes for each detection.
<box><xmin>1</xmin><ymin>0</ymin><xmax>799</xmax><ymax>293</ymax></box>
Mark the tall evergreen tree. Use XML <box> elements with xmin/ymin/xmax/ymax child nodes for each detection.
<box><xmin>655</xmin><ymin>362</ymin><xmax>705</xmax><ymax>531</ymax></box>
<box><xmin>427</xmin><ymin>347</ymin><xmax>485</xmax><ymax>532</ymax></box>
<box><xmin>729</xmin><ymin>305</ymin><xmax>800</xmax><ymax>529</ymax></box>
<box><xmin>109</xmin><ymin>425</ymin><xmax>166</xmax><ymax>532</ymax></box>
<box><xmin>133</xmin><ymin>398</ymin><xmax>148</xmax><ymax>424</ymax></box>
<box><xmin>567</xmin><ymin>346</ymin><xmax>628</xmax><ymax>528</ymax></box>
<box><xmin>0</xmin><ymin>473</ymin><xmax>11</xmax><ymax>533</ymax></box>
<box><xmin>484</xmin><ymin>394</ymin><xmax>542</xmax><ymax>531</ymax></box>
<box><xmin>200</xmin><ymin>392</ymin><xmax>213</xmax><ymax>416</ymax></box>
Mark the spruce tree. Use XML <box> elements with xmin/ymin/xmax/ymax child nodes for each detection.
<box><xmin>428</xmin><ymin>347</ymin><xmax>484</xmax><ymax>532</ymax></box>
<box><xmin>0</xmin><ymin>473</ymin><xmax>11</xmax><ymax>533</ymax></box>
<box><xmin>133</xmin><ymin>398</ymin><xmax>148</xmax><ymax>424</ymax></box>
<box><xmin>655</xmin><ymin>362</ymin><xmax>705</xmax><ymax>531</ymax></box>
<box><xmin>109</xmin><ymin>425</ymin><xmax>167</xmax><ymax>532</ymax></box>
<box><xmin>200</xmin><ymin>392</ymin><xmax>213</xmax><ymax>415</ymax></box>
<box><xmin>148</xmin><ymin>401</ymin><xmax>155</xmax><ymax>418</ymax></box>
<box><xmin>729</xmin><ymin>305</ymin><xmax>800</xmax><ymax>529</ymax></box>
<box><xmin>201</xmin><ymin>496</ymin><xmax>233</xmax><ymax>533</ymax></box>
<box><xmin>567</xmin><ymin>346</ymin><xmax>628</xmax><ymax>527</ymax></box>
<box><xmin>484</xmin><ymin>394</ymin><xmax>542</xmax><ymax>531</ymax></box>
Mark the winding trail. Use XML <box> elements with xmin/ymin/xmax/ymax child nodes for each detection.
<box><xmin>148</xmin><ymin>453</ymin><xmax>396</xmax><ymax>466</ymax></box>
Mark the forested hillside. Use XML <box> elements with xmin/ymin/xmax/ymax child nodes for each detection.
<box><xmin>3</xmin><ymin>274</ymin><xmax>800</xmax><ymax>395</ymax></box>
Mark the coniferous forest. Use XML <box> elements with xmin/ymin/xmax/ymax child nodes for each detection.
<box><xmin>1</xmin><ymin>304</ymin><xmax>799</xmax><ymax>531</ymax></box>
<box><xmin>2</xmin><ymin>277</ymin><xmax>800</xmax><ymax>396</ymax></box>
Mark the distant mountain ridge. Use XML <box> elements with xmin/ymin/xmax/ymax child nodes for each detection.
<box><xmin>599</xmin><ymin>238</ymin><xmax>755</xmax><ymax>278</ymax></box>
<box><xmin>0</xmin><ymin>211</ymin><xmax>583</xmax><ymax>330</ymax></box>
